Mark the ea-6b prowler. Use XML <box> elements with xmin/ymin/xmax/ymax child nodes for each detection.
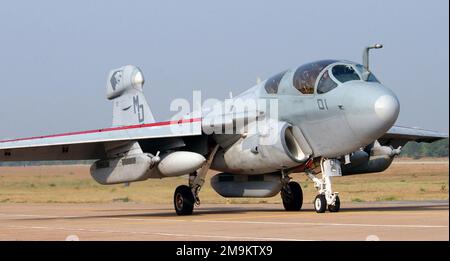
<box><xmin>0</xmin><ymin>45</ymin><xmax>447</xmax><ymax>215</ymax></box>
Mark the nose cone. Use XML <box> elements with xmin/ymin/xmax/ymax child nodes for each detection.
<box><xmin>343</xmin><ymin>82</ymin><xmax>399</xmax><ymax>144</ymax></box>
<box><xmin>374</xmin><ymin>94</ymin><xmax>400</xmax><ymax>122</ymax></box>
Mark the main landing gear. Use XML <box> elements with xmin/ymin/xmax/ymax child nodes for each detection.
<box><xmin>173</xmin><ymin>185</ymin><xmax>195</xmax><ymax>215</ymax></box>
<box><xmin>281</xmin><ymin>181</ymin><xmax>303</xmax><ymax>211</ymax></box>
<box><xmin>307</xmin><ymin>158</ymin><xmax>341</xmax><ymax>213</ymax></box>
<box><xmin>173</xmin><ymin>145</ymin><xmax>219</xmax><ymax>216</ymax></box>
<box><xmin>280</xmin><ymin>171</ymin><xmax>303</xmax><ymax>211</ymax></box>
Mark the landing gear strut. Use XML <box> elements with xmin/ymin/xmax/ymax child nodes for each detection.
<box><xmin>307</xmin><ymin>158</ymin><xmax>341</xmax><ymax>213</ymax></box>
<box><xmin>281</xmin><ymin>171</ymin><xmax>303</xmax><ymax>211</ymax></box>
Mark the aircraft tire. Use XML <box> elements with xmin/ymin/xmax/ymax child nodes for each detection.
<box><xmin>314</xmin><ymin>194</ymin><xmax>327</xmax><ymax>213</ymax></box>
<box><xmin>174</xmin><ymin>185</ymin><xmax>195</xmax><ymax>215</ymax></box>
<box><xmin>281</xmin><ymin>182</ymin><xmax>303</xmax><ymax>211</ymax></box>
<box><xmin>328</xmin><ymin>196</ymin><xmax>341</xmax><ymax>212</ymax></box>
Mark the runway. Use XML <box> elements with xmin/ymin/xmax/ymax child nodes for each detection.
<box><xmin>0</xmin><ymin>201</ymin><xmax>448</xmax><ymax>241</ymax></box>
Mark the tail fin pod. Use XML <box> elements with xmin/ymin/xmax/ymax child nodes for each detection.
<box><xmin>106</xmin><ymin>65</ymin><xmax>155</xmax><ymax>126</ymax></box>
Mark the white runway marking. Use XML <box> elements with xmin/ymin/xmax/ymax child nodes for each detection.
<box><xmin>107</xmin><ymin>217</ymin><xmax>448</xmax><ymax>229</ymax></box>
<box><xmin>393</xmin><ymin>161</ymin><xmax>449</xmax><ymax>165</ymax></box>
<box><xmin>193</xmin><ymin>220</ymin><xmax>449</xmax><ymax>229</ymax></box>
<box><xmin>5</xmin><ymin>225</ymin><xmax>314</xmax><ymax>241</ymax></box>
<box><xmin>1</xmin><ymin>213</ymin><xmax>447</xmax><ymax>229</ymax></box>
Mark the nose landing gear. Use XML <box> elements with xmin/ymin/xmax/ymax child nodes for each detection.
<box><xmin>307</xmin><ymin>158</ymin><xmax>342</xmax><ymax>213</ymax></box>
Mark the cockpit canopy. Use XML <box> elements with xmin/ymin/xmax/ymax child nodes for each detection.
<box><xmin>293</xmin><ymin>60</ymin><xmax>337</xmax><ymax>94</ymax></box>
<box><xmin>264</xmin><ymin>60</ymin><xmax>380</xmax><ymax>95</ymax></box>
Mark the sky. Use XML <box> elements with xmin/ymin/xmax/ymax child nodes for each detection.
<box><xmin>0</xmin><ymin>0</ymin><xmax>448</xmax><ymax>138</ymax></box>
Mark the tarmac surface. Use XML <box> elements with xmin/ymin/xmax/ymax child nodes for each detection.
<box><xmin>0</xmin><ymin>201</ymin><xmax>448</xmax><ymax>241</ymax></box>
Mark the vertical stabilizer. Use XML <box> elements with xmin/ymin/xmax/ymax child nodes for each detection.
<box><xmin>106</xmin><ymin>65</ymin><xmax>155</xmax><ymax>126</ymax></box>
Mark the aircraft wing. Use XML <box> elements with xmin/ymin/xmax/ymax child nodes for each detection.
<box><xmin>378</xmin><ymin>125</ymin><xmax>448</xmax><ymax>148</ymax></box>
<box><xmin>0</xmin><ymin>118</ymin><xmax>201</xmax><ymax>162</ymax></box>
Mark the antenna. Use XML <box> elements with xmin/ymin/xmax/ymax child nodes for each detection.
<box><xmin>363</xmin><ymin>44</ymin><xmax>383</xmax><ymax>71</ymax></box>
<box><xmin>362</xmin><ymin>43</ymin><xmax>383</xmax><ymax>80</ymax></box>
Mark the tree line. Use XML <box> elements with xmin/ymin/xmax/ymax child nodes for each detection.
<box><xmin>400</xmin><ymin>139</ymin><xmax>448</xmax><ymax>158</ymax></box>
<box><xmin>0</xmin><ymin>140</ymin><xmax>448</xmax><ymax>166</ymax></box>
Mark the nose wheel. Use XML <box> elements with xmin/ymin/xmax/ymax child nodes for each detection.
<box><xmin>313</xmin><ymin>194</ymin><xmax>340</xmax><ymax>213</ymax></box>
<box><xmin>314</xmin><ymin>195</ymin><xmax>327</xmax><ymax>213</ymax></box>
<box><xmin>328</xmin><ymin>195</ymin><xmax>340</xmax><ymax>212</ymax></box>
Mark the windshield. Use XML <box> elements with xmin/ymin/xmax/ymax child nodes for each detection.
<box><xmin>331</xmin><ymin>64</ymin><xmax>361</xmax><ymax>83</ymax></box>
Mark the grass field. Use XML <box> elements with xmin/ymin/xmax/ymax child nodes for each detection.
<box><xmin>0</xmin><ymin>158</ymin><xmax>448</xmax><ymax>204</ymax></box>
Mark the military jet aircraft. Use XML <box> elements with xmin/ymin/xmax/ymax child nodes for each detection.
<box><xmin>0</xmin><ymin>45</ymin><xmax>447</xmax><ymax>215</ymax></box>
